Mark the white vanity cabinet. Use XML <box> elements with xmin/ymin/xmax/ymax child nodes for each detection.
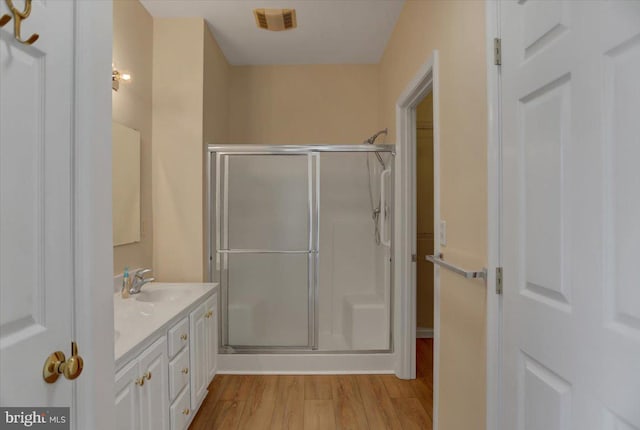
<box><xmin>205</xmin><ymin>295</ymin><xmax>218</xmax><ymax>382</ymax></box>
<box><xmin>189</xmin><ymin>295</ymin><xmax>218</xmax><ymax>410</ymax></box>
<box><xmin>114</xmin><ymin>284</ymin><xmax>218</xmax><ymax>430</ymax></box>
<box><xmin>114</xmin><ymin>361</ymin><xmax>139</xmax><ymax>430</ymax></box>
<box><xmin>114</xmin><ymin>337</ymin><xmax>169</xmax><ymax>430</ymax></box>
<box><xmin>167</xmin><ymin>315</ymin><xmax>193</xmax><ymax>430</ymax></box>
<box><xmin>189</xmin><ymin>302</ymin><xmax>208</xmax><ymax>409</ymax></box>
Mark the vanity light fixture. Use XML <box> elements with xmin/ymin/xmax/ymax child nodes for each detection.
<box><xmin>112</xmin><ymin>66</ymin><xmax>131</xmax><ymax>91</ymax></box>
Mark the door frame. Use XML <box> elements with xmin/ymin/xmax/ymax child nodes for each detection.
<box><xmin>485</xmin><ymin>1</ymin><xmax>503</xmax><ymax>430</ymax></box>
<box><xmin>395</xmin><ymin>50</ymin><xmax>440</xmax><ymax>427</ymax></box>
<box><xmin>73</xmin><ymin>1</ymin><xmax>115</xmax><ymax>429</ymax></box>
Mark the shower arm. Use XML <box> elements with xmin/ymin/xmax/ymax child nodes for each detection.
<box><xmin>364</xmin><ymin>128</ymin><xmax>388</xmax><ymax>169</ymax></box>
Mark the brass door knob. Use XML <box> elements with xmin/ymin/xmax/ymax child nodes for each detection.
<box><xmin>43</xmin><ymin>342</ymin><xmax>84</xmax><ymax>383</ymax></box>
<box><xmin>43</xmin><ymin>351</ymin><xmax>66</xmax><ymax>383</ymax></box>
<box><xmin>181</xmin><ymin>367</ymin><xmax>189</xmax><ymax>374</ymax></box>
<box><xmin>182</xmin><ymin>408</ymin><xmax>190</xmax><ymax>415</ymax></box>
<box><xmin>144</xmin><ymin>371</ymin><xmax>152</xmax><ymax>380</ymax></box>
<box><xmin>135</xmin><ymin>377</ymin><xmax>145</xmax><ymax>387</ymax></box>
<box><xmin>180</xmin><ymin>333</ymin><xmax>188</xmax><ymax>341</ymax></box>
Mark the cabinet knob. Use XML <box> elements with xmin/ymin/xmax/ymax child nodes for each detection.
<box><xmin>144</xmin><ymin>371</ymin><xmax>152</xmax><ymax>380</ymax></box>
<box><xmin>181</xmin><ymin>367</ymin><xmax>189</xmax><ymax>375</ymax></box>
<box><xmin>135</xmin><ymin>377</ymin><xmax>145</xmax><ymax>387</ymax></box>
<box><xmin>182</xmin><ymin>408</ymin><xmax>190</xmax><ymax>415</ymax></box>
<box><xmin>180</xmin><ymin>333</ymin><xmax>188</xmax><ymax>341</ymax></box>
<box><xmin>205</xmin><ymin>310</ymin><xmax>213</xmax><ymax>318</ymax></box>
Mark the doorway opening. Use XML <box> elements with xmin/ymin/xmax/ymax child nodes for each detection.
<box><xmin>415</xmin><ymin>90</ymin><xmax>435</xmax><ymax>403</ymax></box>
<box><xmin>395</xmin><ymin>49</ymin><xmax>439</xmax><ymax>427</ymax></box>
<box><xmin>415</xmin><ymin>91</ymin><xmax>435</xmax><ymax>425</ymax></box>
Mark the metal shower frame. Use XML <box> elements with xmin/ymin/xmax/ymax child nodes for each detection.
<box><xmin>206</xmin><ymin>144</ymin><xmax>396</xmax><ymax>354</ymax></box>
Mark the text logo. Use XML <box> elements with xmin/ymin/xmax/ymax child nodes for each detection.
<box><xmin>0</xmin><ymin>408</ymin><xmax>69</xmax><ymax>429</ymax></box>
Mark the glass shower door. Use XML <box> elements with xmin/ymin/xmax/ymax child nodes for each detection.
<box><xmin>218</xmin><ymin>153</ymin><xmax>318</xmax><ymax>349</ymax></box>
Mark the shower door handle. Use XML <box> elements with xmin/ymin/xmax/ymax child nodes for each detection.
<box><xmin>380</xmin><ymin>169</ymin><xmax>391</xmax><ymax>247</ymax></box>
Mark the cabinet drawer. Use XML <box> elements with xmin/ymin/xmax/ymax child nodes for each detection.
<box><xmin>169</xmin><ymin>347</ymin><xmax>190</xmax><ymax>401</ymax></box>
<box><xmin>170</xmin><ymin>386</ymin><xmax>192</xmax><ymax>430</ymax></box>
<box><xmin>167</xmin><ymin>316</ymin><xmax>189</xmax><ymax>358</ymax></box>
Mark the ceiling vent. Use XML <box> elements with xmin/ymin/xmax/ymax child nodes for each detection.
<box><xmin>253</xmin><ymin>8</ymin><xmax>297</xmax><ymax>31</ymax></box>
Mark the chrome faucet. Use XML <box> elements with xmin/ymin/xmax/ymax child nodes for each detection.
<box><xmin>129</xmin><ymin>268</ymin><xmax>155</xmax><ymax>294</ymax></box>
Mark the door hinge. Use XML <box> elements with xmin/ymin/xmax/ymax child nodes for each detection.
<box><xmin>411</xmin><ymin>254</ymin><xmax>417</xmax><ymax>263</ymax></box>
<box><xmin>495</xmin><ymin>266</ymin><xmax>503</xmax><ymax>295</ymax></box>
<box><xmin>494</xmin><ymin>38</ymin><xmax>502</xmax><ymax>66</ymax></box>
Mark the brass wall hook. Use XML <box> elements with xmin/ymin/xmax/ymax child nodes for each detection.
<box><xmin>0</xmin><ymin>14</ymin><xmax>10</xmax><ymax>27</ymax></box>
<box><xmin>5</xmin><ymin>0</ymin><xmax>39</xmax><ymax>45</ymax></box>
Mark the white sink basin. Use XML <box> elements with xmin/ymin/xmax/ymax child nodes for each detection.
<box><xmin>137</xmin><ymin>302</ymin><xmax>156</xmax><ymax>316</ymax></box>
<box><xmin>135</xmin><ymin>289</ymin><xmax>189</xmax><ymax>303</ymax></box>
<box><xmin>113</xmin><ymin>282</ymin><xmax>217</xmax><ymax>364</ymax></box>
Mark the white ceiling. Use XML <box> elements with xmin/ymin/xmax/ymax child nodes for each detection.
<box><xmin>139</xmin><ymin>0</ymin><xmax>405</xmax><ymax>65</ymax></box>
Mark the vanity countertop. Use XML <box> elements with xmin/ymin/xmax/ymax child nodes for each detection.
<box><xmin>114</xmin><ymin>282</ymin><xmax>218</xmax><ymax>368</ymax></box>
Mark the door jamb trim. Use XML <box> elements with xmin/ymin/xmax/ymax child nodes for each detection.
<box><xmin>485</xmin><ymin>1</ymin><xmax>503</xmax><ymax>430</ymax></box>
<box><xmin>73</xmin><ymin>1</ymin><xmax>116</xmax><ymax>429</ymax></box>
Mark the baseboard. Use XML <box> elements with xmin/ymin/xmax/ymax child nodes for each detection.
<box><xmin>416</xmin><ymin>327</ymin><xmax>434</xmax><ymax>338</ymax></box>
<box><xmin>217</xmin><ymin>353</ymin><xmax>396</xmax><ymax>374</ymax></box>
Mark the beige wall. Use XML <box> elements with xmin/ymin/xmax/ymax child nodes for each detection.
<box><xmin>229</xmin><ymin>65</ymin><xmax>379</xmax><ymax>144</ymax></box>
<box><xmin>112</xmin><ymin>0</ymin><xmax>153</xmax><ymax>274</ymax></box>
<box><xmin>152</xmin><ymin>18</ymin><xmax>231</xmax><ymax>282</ymax></box>
<box><xmin>379</xmin><ymin>1</ymin><xmax>488</xmax><ymax>429</ymax></box>
<box><xmin>202</xmin><ymin>26</ymin><xmax>231</xmax><ymax>279</ymax></box>
<box><xmin>203</xmin><ymin>27</ymin><xmax>230</xmax><ymax>146</ymax></box>
<box><xmin>152</xmin><ymin>18</ymin><xmax>206</xmax><ymax>282</ymax></box>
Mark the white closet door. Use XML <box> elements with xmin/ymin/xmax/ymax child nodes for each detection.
<box><xmin>500</xmin><ymin>1</ymin><xmax>640</xmax><ymax>429</ymax></box>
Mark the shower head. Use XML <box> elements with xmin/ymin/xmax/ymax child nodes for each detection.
<box><xmin>364</xmin><ymin>128</ymin><xmax>388</xmax><ymax>145</ymax></box>
<box><xmin>364</xmin><ymin>128</ymin><xmax>388</xmax><ymax>169</ymax></box>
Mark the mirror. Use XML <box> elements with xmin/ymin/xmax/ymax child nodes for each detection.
<box><xmin>112</xmin><ymin>121</ymin><xmax>141</xmax><ymax>246</ymax></box>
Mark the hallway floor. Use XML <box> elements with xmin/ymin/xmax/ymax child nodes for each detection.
<box><xmin>189</xmin><ymin>339</ymin><xmax>433</xmax><ymax>429</ymax></box>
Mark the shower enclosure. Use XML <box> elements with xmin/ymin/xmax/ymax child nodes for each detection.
<box><xmin>207</xmin><ymin>144</ymin><xmax>394</xmax><ymax>353</ymax></box>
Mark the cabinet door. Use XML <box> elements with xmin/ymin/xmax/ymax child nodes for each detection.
<box><xmin>114</xmin><ymin>361</ymin><xmax>139</xmax><ymax>430</ymax></box>
<box><xmin>205</xmin><ymin>295</ymin><xmax>218</xmax><ymax>383</ymax></box>
<box><xmin>138</xmin><ymin>337</ymin><xmax>169</xmax><ymax>430</ymax></box>
<box><xmin>190</xmin><ymin>303</ymin><xmax>207</xmax><ymax>409</ymax></box>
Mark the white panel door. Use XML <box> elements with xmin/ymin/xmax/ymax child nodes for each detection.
<box><xmin>190</xmin><ymin>302</ymin><xmax>207</xmax><ymax>409</ymax></box>
<box><xmin>205</xmin><ymin>295</ymin><xmax>217</xmax><ymax>382</ymax></box>
<box><xmin>501</xmin><ymin>1</ymin><xmax>640</xmax><ymax>429</ymax></box>
<box><xmin>114</xmin><ymin>361</ymin><xmax>139</xmax><ymax>430</ymax></box>
<box><xmin>0</xmin><ymin>0</ymin><xmax>75</xmax><ymax>406</ymax></box>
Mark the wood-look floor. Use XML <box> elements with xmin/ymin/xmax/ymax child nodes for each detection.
<box><xmin>189</xmin><ymin>339</ymin><xmax>433</xmax><ymax>430</ymax></box>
